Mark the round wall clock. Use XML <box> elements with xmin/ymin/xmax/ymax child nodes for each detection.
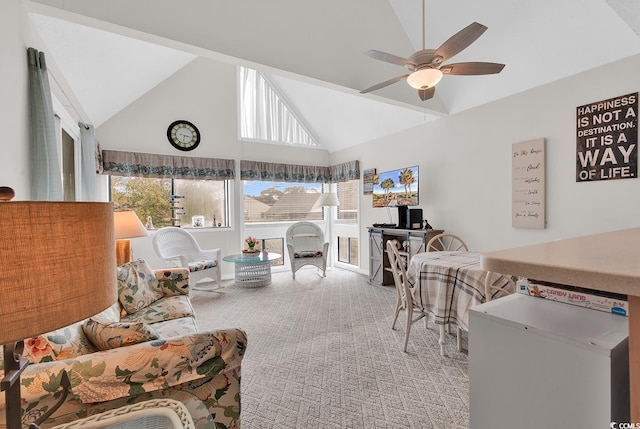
<box><xmin>167</xmin><ymin>120</ymin><xmax>200</xmax><ymax>151</ymax></box>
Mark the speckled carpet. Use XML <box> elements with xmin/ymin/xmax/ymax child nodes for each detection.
<box><xmin>191</xmin><ymin>267</ymin><xmax>469</xmax><ymax>429</ymax></box>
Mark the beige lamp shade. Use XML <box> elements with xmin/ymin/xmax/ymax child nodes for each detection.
<box><xmin>114</xmin><ymin>210</ymin><xmax>148</xmax><ymax>266</ymax></box>
<box><xmin>0</xmin><ymin>202</ymin><xmax>117</xmax><ymax>345</ymax></box>
<box><xmin>114</xmin><ymin>210</ymin><xmax>149</xmax><ymax>239</ymax></box>
<box><xmin>320</xmin><ymin>192</ymin><xmax>339</xmax><ymax>207</ymax></box>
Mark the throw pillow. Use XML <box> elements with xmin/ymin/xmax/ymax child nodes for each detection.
<box><xmin>294</xmin><ymin>250</ymin><xmax>323</xmax><ymax>258</ymax></box>
<box><xmin>82</xmin><ymin>318</ymin><xmax>158</xmax><ymax>351</ymax></box>
<box><xmin>22</xmin><ymin>321</ymin><xmax>98</xmax><ymax>364</ymax></box>
<box><xmin>117</xmin><ymin>259</ymin><xmax>163</xmax><ymax>314</ymax></box>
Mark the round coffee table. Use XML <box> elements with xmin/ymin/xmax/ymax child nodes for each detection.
<box><xmin>223</xmin><ymin>252</ymin><xmax>281</xmax><ymax>287</ymax></box>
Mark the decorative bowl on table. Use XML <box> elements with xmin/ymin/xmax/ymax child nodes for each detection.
<box><xmin>242</xmin><ymin>248</ymin><xmax>259</xmax><ymax>254</ymax></box>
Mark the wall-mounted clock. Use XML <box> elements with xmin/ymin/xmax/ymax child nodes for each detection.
<box><xmin>167</xmin><ymin>120</ymin><xmax>200</xmax><ymax>151</ymax></box>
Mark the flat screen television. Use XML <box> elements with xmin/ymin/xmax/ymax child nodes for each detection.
<box><xmin>372</xmin><ymin>165</ymin><xmax>419</xmax><ymax>207</ymax></box>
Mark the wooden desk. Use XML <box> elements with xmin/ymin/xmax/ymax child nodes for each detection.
<box><xmin>368</xmin><ymin>227</ymin><xmax>443</xmax><ymax>286</ymax></box>
<box><xmin>481</xmin><ymin>228</ymin><xmax>640</xmax><ymax>421</ymax></box>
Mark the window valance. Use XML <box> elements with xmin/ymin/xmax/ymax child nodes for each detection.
<box><xmin>328</xmin><ymin>160</ymin><xmax>360</xmax><ymax>183</ymax></box>
<box><xmin>101</xmin><ymin>150</ymin><xmax>235</xmax><ymax>180</ymax></box>
<box><xmin>240</xmin><ymin>160</ymin><xmax>359</xmax><ymax>183</ymax></box>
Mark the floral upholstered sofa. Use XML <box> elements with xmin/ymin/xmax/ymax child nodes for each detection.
<box><xmin>0</xmin><ymin>260</ymin><xmax>246</xmax><ymax>429</ymax></box>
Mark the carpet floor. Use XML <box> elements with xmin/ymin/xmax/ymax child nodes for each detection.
<box><xmin>191</xmin><ymin>267</ymin><xmax>470</xmax><ymax>429</ymax></box>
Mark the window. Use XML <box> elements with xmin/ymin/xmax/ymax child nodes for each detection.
<box><xmin>239</xmin><ymin>67</ymin><xmax>319</xmax><ymax>147</ymax></box>
<box><xmin>338</xmin><ymin>236</ymin><xmax>359</xmax><ymax>265</ymax></box>
<box><xmin>61</xmin><ymin>129</ymin><xmax>76</xmax><ymax>201</ymax></box>
<box><xmin>337</xmin><ymin>179</ymin><xmax>359</xmax><ymax>221</ymax></box>
<box><xmin>336</xmin><ymin>180</ymin><xmax>359</xmax><ymax>265</ymax></box>
<box><xmin>243</xmin><ymin>180</ymin><xmax>325</xmax><ymax>223</ymax></box>
<box><xmin>53</xmin><ymin>97</ymin><xmax>80</xmax><ymax>202</ymax></box>
<box><xmin>110</xmin><ymin>176</ymin><xmax>230</xmax><ymax>228</ymax></box>
<box><xmin>258</xmin><ymin>238</ymin><xmax>285</xmax><ymax>266</ymax></box>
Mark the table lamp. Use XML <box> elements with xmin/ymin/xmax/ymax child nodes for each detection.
<box><xmin>320</xmin><ymin>192</ymin><xmax>339</xmax><ymax>208</ymax></box>
<box><xmin>320</xmin><ymin>192</ymin><xmax>339</xmax><ymax>269</ymax></box>
<box><xmin>114</xmin><ymin>210</ymin><xmax>149</xmax><ymax>266</ymax></box>
<box><xmin>0</xmin><ymin>199</ymin><xmax>117</xmax><ymax>429</ymax></box>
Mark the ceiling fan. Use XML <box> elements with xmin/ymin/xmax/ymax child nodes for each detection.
<box><xmin>360</xmin><ymin>0</ymin><xmax>505</xmax><ymax>101</ymax></box>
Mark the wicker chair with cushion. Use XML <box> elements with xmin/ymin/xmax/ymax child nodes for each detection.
<box><xmin>152</xmin><ymin>227</ymin><xmax>222</xmax><ymax>292</ymax></box>
<box><xmin>286</xmin><ymin>222</ymin><xmax>329</xmax><ymax>280</ymax></box>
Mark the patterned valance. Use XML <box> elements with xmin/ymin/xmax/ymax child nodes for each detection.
<box><xmin>240</xmin><ymin>160</ymin><xmax>359</xmax><ymax>183</ymax></box>
<box><xmin>328</xmin><ymin>160</ymin><xmax>360</xmax><ymax>182</ymax></box>
<box><xmin>101</xmin><ymin>150</ymin><xmax>235</xmax><ymax>180</ymax></box>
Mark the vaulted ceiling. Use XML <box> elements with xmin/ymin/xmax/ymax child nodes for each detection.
<box><xmin>26</xmin><ymin>0</ymin><xmax>640</xmax><ymax>152</ymax></box>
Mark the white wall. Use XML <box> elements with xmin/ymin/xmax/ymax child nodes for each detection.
<box><xmin>7</xmin><ymin>0</ymin><xmax>640</xmax><ymax>275</ymax></box>
<box><xmin>96</xmin><ymin>57</ymin><xmax>331</xmax><ymax>276</ymax></box>
<box><xmin>0</xmin><ymin>0</ymin><xmax>33</xmax><ymax>199</ymax></box>
<box><xmin>0</xmin><ymin>0</ymin><xmax>86</xmax><ymax>200</ymax></box>
<box><xmin>331</xmin><ymin>54</ymin><xmax>640</xmax><ymax>270</ymax></box>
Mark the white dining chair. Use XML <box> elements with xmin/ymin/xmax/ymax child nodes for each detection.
<box><xmin>426</xmin><ymin>233</ymin><xmax>469</xmax><ymax>252</ymax></box>
<box><xmin>484</xmin><ymin>272</ymin><xmax>517</xmax><ymax>302</ymax></box>
<box><xmin>426</xmin><ymin>232</ymin><xmax>467</xmax><ymax>352</ymax></box>
<box><xmin>387</xmin><ymin>239</ymin><xmax>430</xmax><ymax>352</ymax></box>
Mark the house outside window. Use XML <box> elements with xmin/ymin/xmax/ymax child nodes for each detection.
<box><xmin>243</xmin><ymin>180</ymin><xmax>325</xmax><ymax>223</ymax></box>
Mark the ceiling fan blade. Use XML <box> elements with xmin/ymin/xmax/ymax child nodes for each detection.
<box><xmin>418</xmin><ymin>87</ymin><xmax>435</xmax><ymax>101</ymax></box>
<box><xmin>360</xmin><ymin>75</ymin><xmax>409</xmax><ymax>94</ymax></box>
<box><xmin>364</xmin><ymin>50</ymin><xmax>415</xmax><ymax>68</ymax></box>
<box><xmin>440</xmin><ymin>62</ymin><xmax>505</xmax><ymax>75</ymax></box>
<box><xmin>433</xmin><ymin>22</ymin><xmax>487</xmax><ymax>63</ymax></box>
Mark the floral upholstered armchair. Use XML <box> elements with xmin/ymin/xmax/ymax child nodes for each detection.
<box><xmin>0</xmin><ymin>260</ymin><xmax>246</xmax><ymax>429</ymax></box>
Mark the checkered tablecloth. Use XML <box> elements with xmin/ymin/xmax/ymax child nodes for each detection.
<box><xmin>406</xmin><ymin>251</ymin><xmax>514</xmax><ymax>331</ymax></box>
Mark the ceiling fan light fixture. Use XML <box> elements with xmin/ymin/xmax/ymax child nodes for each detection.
<box><xmin>407</xmin><ymin>68</ymin><xmax>443</xmax><ymax>90</ymax></box>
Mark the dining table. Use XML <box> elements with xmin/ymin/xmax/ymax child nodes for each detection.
<box><xmin>406</xmin><ymin>251</ymin><xmax>515</xmax><ymax>356</ymax></box>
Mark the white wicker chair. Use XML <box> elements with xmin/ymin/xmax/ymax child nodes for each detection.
<box><xmin>286</xmin><ymin>222</ymin><xmax>329</xmax><ymax>280</ymax></box>
<box><xmin>152</xmin><ymin>227</ymin><xmax>222</xmax><ymax>292</ymax></box>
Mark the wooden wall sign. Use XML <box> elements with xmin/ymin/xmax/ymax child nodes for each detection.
<box><xmin>512</xmin><ymin>138</ymin><xmax>546</xmax><ymax>229</ymax></box>
<box><xmin>576</xmin><ymin>92</ymin><xmax>638</xmax><ymax>182</ymax></box>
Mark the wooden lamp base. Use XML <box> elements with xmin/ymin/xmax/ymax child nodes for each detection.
<box><xmin>115</xmin><ymin>239</ymin><xmax>131</xmax><ymax>266</ymax></box>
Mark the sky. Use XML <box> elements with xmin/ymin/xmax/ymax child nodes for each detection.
<box><xmin>243</xmin><ymin>180</ymin><xmax>323</xmax><ymax>197</ymax></box>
